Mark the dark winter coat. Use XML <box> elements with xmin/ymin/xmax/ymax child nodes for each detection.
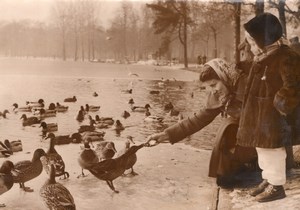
<box><xmin>237</xmin><ymin>45</ymin><xmax>300</xmax><ymax>148</ymax></box>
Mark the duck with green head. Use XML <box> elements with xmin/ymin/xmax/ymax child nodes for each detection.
<box><xmin>41</xmin><ymin>133</ymin><xmax>69</xmax><ymax>180</ymax></box>
<box><xmin>12</xmin><ymin>148</ymin><xmax>46</xmax><ymax>192</ymax></box>
<box><xmin>40</xmin><ymin>164</ymin><xmax>76</xmax><ymax>210</ymax></box>
<box><xmin>20</xmin><ymin>114</ymin><xmax>41</xmax><ymax>126</ymax></box>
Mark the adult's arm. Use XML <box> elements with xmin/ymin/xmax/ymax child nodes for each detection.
<box><xmin>164</xmin><ymin>108</ymin><xmax>220</xmax><ymax>144</ymax></box>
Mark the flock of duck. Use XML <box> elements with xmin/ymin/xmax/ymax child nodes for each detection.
<box><xmin>0</xmin><ymin>79</ymin><xmax>184</xmax><ymax>209</ymax></box>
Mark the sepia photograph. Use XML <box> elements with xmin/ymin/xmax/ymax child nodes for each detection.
<box><xmin>0</xmin><ymin>0</ymin><xmax>300</xmax><ymax>209</ymax></box>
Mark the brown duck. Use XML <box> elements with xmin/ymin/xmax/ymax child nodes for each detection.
<box><xmin>78</xmin><ymin>139</ymin><xmax>99</xmax><ymax>178</ymax></box>
<box><xmin>88</xmin><ymin>143</ymin><xmax>144</xmax><ymax>193</ymax></box>
<box><xmin>117</xmin><ymin>136</ymin><xmax>139</xmax><ymax>176</ymax></box>
<box><xmin>40</xmin><ymin>164</ymin><xmax>76</xmax><ymax>210</ymax></box>
<box><xmin>12</xmin><ymin>148</ymin><xmax>46</xmax><ymax>192</ymax></box>
<box><xmin>41</xmin><ymin>133</ymin><xmax>69</xmax><ymax>180</ymax></box>
<box><xmin>0</xmin><ymin>161</ymin><xmax>15</xmax><ymax>207</ymax></box>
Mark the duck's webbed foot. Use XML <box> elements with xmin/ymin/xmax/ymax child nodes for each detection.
<box><xmin>77</xmin><ymin>169</ymin><xmax>88</xmax><ymax>178</ymax></box>
<box><xmin>130</xmin><ymin>168</ymin><xmax>138</xmax><ymax>176</ymax></box>
<box><xmin>106</xmin><ymin>180</ymin><xmax>119</xmax><ymax>193</ymax></box>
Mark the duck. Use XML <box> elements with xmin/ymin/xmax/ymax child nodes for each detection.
<box><xmin>48</xmin><ymin>103</ymin><xmax>56</xmax><ymax>110</ymax></box>
<box><xmin>40</xmin><ymin>164</ymin><xmax>76</xmax><ymax>210</ymax></box>
<box><xmin>95</xmin><ymin>141</ymin><xmax>117</xmax><ymax>161</ymax></box>
<box><xmin>40</xmin><ymin>122</ymin><xmax>58</xmax><ymax>137</ymax></box>
<box><xmin>78</xmin><ymin>139</ymin><xmax>99</xmax><ymax>177</ymax></box>
<box><xmin>20</xmin><ymin>114</ymin><xmax>41</xmax><ymax>126</ymax></box>
<box><xmin>70</xmin><ymin>132</ymin><xmax>82</xmax><ymax>144</ymax></box>
<box><xmin>0</xmin><ymin>161</ymin><xmax>15</xmax><ymax>207</ymax></box>
<box><xmin>168</xmin><ymin>108</ymin><xmax>180</xmax><ymax>116</ymax></box>
<box><xmin>145</xmin><ymin>109</ymin><xmax>151</xmax><ymax>117</ymax></box>
<box><xmin>12</xmin><ymin>148</ymin><xmax>46</xmax><ymax>192</ymax></box>
<box><xmin>122</xmin><ymin>89</ymin><xmax>132</xmax><ymax>94</ymax></box>
<box><xmin>41</xmin><ymin>133</ymin><xmax>69</xmax><ymax>180</ymax></box>
<box><xmin>12</xmin><ymin>103</ymin><xmax>31</xmax><ymax>112</ymax></box>
<box><xmin>78</xmin><ymin>120</ymin><xmax>95</xmax><ymax>133</ymax></box>
<box><xmin>85</xmin><ymin>104</ymin><xmax>100</xmax><ymax>112</ymax></box>
<box><xmin>95</xmin><ymin>115</ymin><xmax>114</xmax><ymax>125</ymax></box>
<box><xmin>131</xmin><ymin>104</ymin><xmax>151</xmax><ymax>112</ymax></box>
<box><xmin>121</xmin><ymin>110</ymin><xmax>130</xmax><ymax>119</ymax></box>
<box><xmin>26</xmin><ymin>99</ymin><xmax>44</xmax><ymax>108</ymax></box>
<box><xmin>128</xmin><ymin>98</ymin><xmax>134</xmax><ymax>105</ymax></box>
<box><xmin>76</xmin><ymin>110</ymin><xmax>85</xmax><ymax>122</ymax></box>
<box><xmin>88</xmin><ymin>144</ymin><xmax>144</xmax><ymax>193</ymax></box>
<box><xmin>117</xmin><ymin>136</ymin><xmax>139</xmax><ymax>176</ymax></box>
<box><xmin>149</xmin><ymin>90</ymin><xmax>160</xmax><ymax>95</ymax></box>
<box><xmin>64</xmin><ymin>96</ymin><xmax>77</xmax><ymax>102</ymax></box>
<box><xmin>93</xmin><ymin>92</ymin><xmax>98</xmax><ymax>97</ymax></box>
<box><xmin>81</xmin><ymin>131</ymin><xmax>105</xmax><ymax>139</ymax></box>
<box><xmin>55</xmin><ymin>102</ymin><xmax>69</xmax><ymax>112</ymax></box>
<box><xmin>0</xmin><ymin>141</ymin><xmax>12</xmax><ymax>157</ymax></box>
<box><xmin>51</xmin><ymin>134</ymin><xmax>72</xmax><ymax>145</ymax></box>
<box><xmin>0</xmin><ymin>110</ymin><xmax>9</xmax><ymax>119</ymax></box>
<box><xmin>113</xmin><ymin>120</ymin><xmax>125</xmax><ymax>131</ymax></box>
<box><xmin>35</xmin><ymin>108</ymin><xmax>57</xmax><ymax>118</ymax></box>
<box><xmin>6</xmin><ymin>139</ymin><xmax>22</xmax><ymax>152</ymax></box>
<box><xmin>144</xmin><ymin>114</ymin><xmax>164</xmax><ymax>123</ymax></box>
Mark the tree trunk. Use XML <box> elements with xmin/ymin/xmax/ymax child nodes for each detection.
<box><xmin>183</xmin><ymin>4</ymin><xmax>188</xmax><ymax>68</ymax></box>
<box><xmin>81</xmin><ymin>32</ymin><xmax>84</xmax><ymax>61</ymax></box>
<box><xmin>278</xmin><ymin>0</ymin><xmax>287</xmax><ymax>37</ymax></box>
<box><xmin>211</xmin><ymin>27</ymin><xmax>217</xmax><ymax>58</ymax></box>
<box><xmin>74</xmin><ymin>30</ymin><xmax>78</xmax><ymax>61</ymax></box>
<box><xmin>234</xmin><ymin>2</ymin><xmax>241</xmax><ymax>63</ymax></box>
<box><xmin>62</xmin><ymin>29</ymin><xmax>66</xmax><ymax>61</ymax></box>
<box><xmin>255</xmin><ymin>0</ymin><xmax>264</xmax><ymax>16</ymax></box>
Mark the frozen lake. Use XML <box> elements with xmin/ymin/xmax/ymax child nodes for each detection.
<box><xmin>0</xmin><ymin>58</ymin><xmax>219</xmax><ymax>210</ymax></box>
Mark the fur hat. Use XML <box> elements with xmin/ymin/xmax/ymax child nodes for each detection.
<box><xmin>244</xmin><ymin>13</ymin><xmax>283</xmax><ymax>49</ymax></box>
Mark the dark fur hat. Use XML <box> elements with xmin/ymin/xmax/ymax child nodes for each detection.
<box><xmin>244</xmin><ymin>13</ymin><xmax>283</xmax><ymax>49</ymax></box>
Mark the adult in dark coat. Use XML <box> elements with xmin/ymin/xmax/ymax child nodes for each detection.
<box><xmin>237</xmin><ymin>13</ymin><xmax>300</xmax><ymax>203</ymax></box>
<box><xmin>146</xmin><ymin>58</ymin><xmax>257</xmax><ymax>187</ymax></box>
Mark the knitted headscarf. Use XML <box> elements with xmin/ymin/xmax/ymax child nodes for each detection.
<box><xmin>205</xmin><ymin>58</ymin><xmax>240</xmax><ymax>92</ymax></box>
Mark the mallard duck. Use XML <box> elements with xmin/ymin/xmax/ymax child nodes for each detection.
<box><xmin>20</xmin><ymin>114</ymin><xmax>41</xmax><ymax>126</ymax></box>
<box><xmin>48</xmin><ymin>103</ymin><xmax>56</xmax><ymax>110</ymax></box>
<box><xmin>85</xmin><ymin>104</ymin><xmax>100</xmax><ymax>112</ymax></box>
<box><xmin>149</xmin><ymin>90</ymin><xmax>159</xmax><ymax>95</ymax></box>
<box><xmin>12</xmin><ymin>103</ymin><xmax>31</xmax><ymax>112</ymax></box>
<box><xmin>114</xmin><ymin>120</ymin><xmax>124</xmax><ymax>131</ymax></box>
<box><xmin>41</xmin><ymin>133</ymin><xmax>69</xmax><ymax>180</ymax></box>
<box><xmin>95</xmin><ymin>115</ymin><xmax>114</xmax><ymax>125</ymax></box>
<box><xmin>1</xmin><ymin>140</ymin><xmax>12</xmax><ymax>155</ymax></box>
<box><xmin>26</xmin><ymin>99</ymin><xmax>44</xmax><ymax>108</ymax></box>
<box><xmin>88</xmin><ymin>144</ymin><xmax>144</xmax><ymax>193</ymax></box>
<box><xmin>76</xmin><ymin>110</ymin><xmax>85</xmax><ymax>122</ymax></box>
<box><xmin>117</xmin><ymin>136</ymin><xmax>139</xmax><ymax>176</ymax></box>
<box><xmin>12</xmin><ymin>148</ymin><xmax>46</xmax><ymax>192</ymax></box>
<box><xmin>128</xmin><ymin>98</ymin><xmax>134</xmax><ymax>105</ymax></box>
<box><xmin>169</xmin><ymin>108</ymin><xmax>180</xmax><ymax>116</ymax></box>
<box><xmin>64</xmin><ymin>96</ymin><xmax>77</xmax><ymax>102</ymax></box>
<box><xmin>93</xmin><ymin>92</ymin><xmax>98</xmax><ymax>97</ymax></box>
<box><xmin>40</xmin><ymin>122</ymin><xmax>58</xmax><ymax>137</ymax></box>
<box><xmin>55</xmin><ymin>102</ymin><xmax>69</xmax><ymax>112</ymax></box>
<box><xmin>122</xmin><ymin>89</ymin><xmax>132</xmax><ymax>94</ymax></box>
<box><xmin>40</xmin><ymin>164</ymin><xmax>76</xmax><ymax>210</ymax></box>
<box><xmin>78</xmin><ymin>120</ymin><xmax>95</xmax><ymax>133</ymax></box>
<box><xmin>52</xmin><ymin>135</ymin><xmax>72</xmax><ymax>145</ymax></box>
<box><xmin>121</xmin><ymin>110</ymin><xmax>130</xmax><ymax>119</ymax></box>
<box><xmin>95</xmin><ymin>141</ymin><xmax>117</xmax><ymax>161</ymax></box>
<box><xmin>35</xmin><ymin>108</ymin><xmax>57</xmax><ymax>118</ymax></box>
<box><xmin>131</xmin><ymin>104</ymin><xmax>151</xmax><ymax>112</ymax></box>
<box><xmin>0</xmin><ymin>141</ymin><xmax>12</xmax><ymax>157</ymax></box>
<box><xmin>78</xmin><ymin>139</ymin><xmax>99</xmax><ymax>177</ymax></box>
<box><xmin>6</xmin><ymin>140</ymin><xmax>22</xmax><ymax>152</ymax></box>
<box><xmin>0</xmin><ymin>110</ymin><xmax>9</xmax><ymax>119</ymax></box>
<box><xmin>145</xmin><ymin>109</ymin><xmax>151</xmax><ymax>117</ymax></box>
<box><xmin>81</xmin><ymin>131</ymin><xmax>105</xmax><ymax>138</ymax></box>
<box><xmin>144</xmin><ymin>114</ymin><xmax>163</xmax><ymax>123</ymax></box>
<box><xmin>70</xmin><ymin>133</ymin><xmax>82</xmax><ymax>144</ymax></box>
<box><xmin>0</xmin><ymin>161</ymin><xmax>15</xmax><ymax>207</ymax></box>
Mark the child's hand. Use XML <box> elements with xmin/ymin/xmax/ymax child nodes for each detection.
<box><xmin>145</xmin><ymin>132</ymin><xmax>169</xmax><ymax>147</ymax></box>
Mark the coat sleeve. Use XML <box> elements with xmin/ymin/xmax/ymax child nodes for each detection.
<box><xmin>164</xmin><ymin>108</ymin><xmax>221</xmax><ymax>144</ymax></box>
<box><xmin>273</xmin><ymin>52</ymin><xmax>300</xmax><ymax>115</ymax></box>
